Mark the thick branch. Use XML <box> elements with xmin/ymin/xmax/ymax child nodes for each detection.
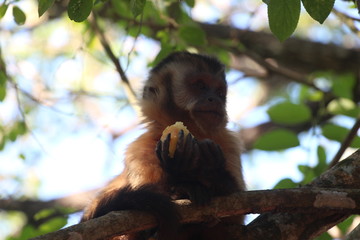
<box><xmin>31</xmin><ymin>149</ymin><xmax>360</xmax><ymax>240</ymax></box>
<box><xmin>30</xmin><ymin>188</ymin><xmax>360</xmax><ymax>240</ymax></box>
<box><xmin>246</xmin><ymin>149</ymin><xmax>360</xmax><ymax>240</ymax></box>
<box><xmin>200</xmin><ymin>23</ymin><xmax>360</xmax><ymax>74</ymax></box>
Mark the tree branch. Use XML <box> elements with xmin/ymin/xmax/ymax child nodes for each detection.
<box><xmin>29</xmin><ymin>188</ymin><xmax>360</xmax><ymax>240</ymax></box>
<box><xmin>328</xmin><ymin>117</ymin><xmax>360</xmax><ymax>168</ymax></box>
<box><xmin>88</xmin><ymin>13</ymin><xmax>138</xmax><ymax>110</ymax></box>
<box><xmin>30</xmin><ymin>149</ymin><xmax>360</xmax><ymax>240</ymax></box>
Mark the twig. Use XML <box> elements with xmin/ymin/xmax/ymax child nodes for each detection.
<box><xmin>332</xmin><ymin>8</ymin><xmax>360</xmax><ymax>35</ymax></box>
<box><xmin>328</xmin><ymin>118</ymin><xmax>360</xmax><ymax>169</ymax></box>
<box><xmin>88</xmin><ymin>13</ymin><xmax>138</xmax><ymax>107</ymax></box>
<box><xmin>242</xmin><ymin>50</ymin><xmax>325</xmax><ymax>92</ymax></box>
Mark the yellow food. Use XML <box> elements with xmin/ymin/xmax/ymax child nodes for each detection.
<box><xmin>161</xmin><ymin>121</ymin><xmax>191</xmax><ymax>157</ymax></box>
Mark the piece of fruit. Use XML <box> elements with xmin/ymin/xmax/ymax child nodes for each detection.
<box><xmin>161</xmin><ymin>121</ymin><xmax>191</xmax><ymax>157</ymax></box>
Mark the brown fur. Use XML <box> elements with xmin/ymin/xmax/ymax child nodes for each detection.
<box><xmin>81</xmin><ymin>52</ymin><xmax>245</xmax><ymax>239</ymax></box>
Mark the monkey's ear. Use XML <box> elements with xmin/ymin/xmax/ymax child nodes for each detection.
<box><xmin>143</xmin><ymin>86</ymin><xmax>159</xmax><ymax>100</ymax></box>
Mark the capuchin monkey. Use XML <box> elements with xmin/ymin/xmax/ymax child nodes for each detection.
<box><xmin>81</xmin><ymin>51</ymin><xmax>245</xmax><ymax>240</ymax></box>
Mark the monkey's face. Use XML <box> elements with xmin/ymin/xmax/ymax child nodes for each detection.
<box><xmin>174</xmin><ymin>70</ymin><xmax>228</xmax><ymax>130</ymax></box>
<box><xmin>142</xmin><ymin>52</ymin><xmax>229</xmax><ymax>131</ymax></box>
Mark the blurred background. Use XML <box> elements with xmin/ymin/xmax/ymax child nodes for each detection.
<box><xmin>0</xmin><ymin>0</ymin><xmax>360</xmax><ymax>239</ymax></box>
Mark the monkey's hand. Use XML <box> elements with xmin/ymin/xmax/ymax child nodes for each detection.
<box><xmin>156</xmin><ymin>131</ymin><xmax>212</xmax><ymax>205</ymax></box>
<box><xmin>156</xmin><ymin>130</ymin><xmax>200</xmax><ymax>176</ymax></box>
<box><xmin>197</xmin><ymin>139</ymin><xmax>238</xmax><ymax>196</ymax></box>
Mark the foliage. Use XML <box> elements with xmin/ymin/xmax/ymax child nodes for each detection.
<box><xmin>265</xmin><ymin>0</ymin><xmax>336</xmax><ymax>40</ymax></box>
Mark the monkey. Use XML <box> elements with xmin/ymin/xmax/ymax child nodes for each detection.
<box><xmin>81</xmin><ymin>51</ymin><xmax>245</xmax><ymax>240</ymax></box>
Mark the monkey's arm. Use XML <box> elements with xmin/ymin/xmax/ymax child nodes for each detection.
<box><xmin>156</xmin><ymin>131</ymin><xmax>238</xmax><ymax>205</ymax></box>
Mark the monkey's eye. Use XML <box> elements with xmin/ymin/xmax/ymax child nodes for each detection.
<box><xmin>217</xmin><ymin>89</ymin><xmax>226</xmax><ymax>99</ymax></box>
<box><xmin>195</xmin><ymin>81</ymin><xmax>207</xmax><ymax>90</ymax></box>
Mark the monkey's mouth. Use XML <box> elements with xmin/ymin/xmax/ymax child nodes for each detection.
<box><xmin>195</xmin><ymin>110</ymin><xmax>223</xmax><ymax>118</ymax></box>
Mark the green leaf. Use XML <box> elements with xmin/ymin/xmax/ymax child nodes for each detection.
<box><xmin>322</xmin><ymin>123</ymin><xmax>360</xmax><ymax>148</ymax></box>
<box><xmin>12</xmin><ymin>6</ymin><xmax>26</xmax><ymax>25</ymax></box>
<box><xmin>327</xmin><ymin>98</ymin><xmax>360</xmax><ymax>118</ymax></box>
<box><xmin>268</xmin><ymin>0</ymin><xmax>301</xmax><ymax>41</ymax></box>
<box><xmin>338</xmin><ymin>216</ymin><xmax>355</xmax><ymax>235</ymax></box>
<box><xmin>0</xmin><ymin>71</ymin><xmax>6</xmax><ymax>101</ymax></box>
<box><xmin>331</xmin><ymin>73</ymin><xmax>355</xmax><ymax>99</ymax></box>
<box><xmin>314</xmin><ymin>145</ymin><xmax>327</xmax><ymax>175</ymax></box>
<box><xmin>178</xmin><ymin>25</ymin><xmax>207</xmax><ymax>46</ymax></box>
<box><xmin>254</xmin><ymin>129</ymin><xmax>300</xmax><ymax>151</ymax></box>
<box><xmin>67</xmin><ymin>0</ymin><xmax>93</xmax><ymax>22</ymax></box>
<box><xmin>267</xmin><ymin>101</ymin><xmax>312</xmax><ymax>125</ymax></box>
<box><xmin>38</xmin><ymin>0</ymin><xmax>55</xmax><ymax>17</ymax></box>
<box><xmin>8</xmin><ymin>121</ymin><xmax>27</xmax><ymax>142</ymax></box>
<box><xmin>151</xmin><ymin>45</ymin><xmax>174</xmax><ymax>67</ymax></box>
<box><xmin>315</xmin><ymin>232</ymin><xmax>333</xmax><ymax>240</ymax></box>
<box><xmin>130</xmin><ymin>0</ymin><xmax>146</xmax><ymax>17</ymax></box>
<box><xmin>298</xmin><ymin>164</ymin><xmax>316</xmax><ymax>183</ymax></box>
<box><xmin>39</xmin><ymin>217</ymin><xmax>67</xmax><ymax>234</ymax></box>
<box><xmin>273</xmin><ymin>178</ymin><xmax>298</xmax><ymax>189</ymax></box>
<box><xmin>0</xmin><ymin>3</ymin><xmax>9</xmax><ymax>19</ymax></box>
<box><xmin>317</xmin><ymin>145</ymin><xmax>326</xmax><ymax>165</ymax></box>
<box><xmin>184</xmin><ymin>0</ymin><xmax>195</xmax><ymax>8</ymax></box>
<box><xmin>35</xmin><ymin>209</ymin><xmax>57</xmax><ymax>221</ymax></box>
<box><xmin>302</xmin><ymin>0</ymin><xmax>335</xmax><ymax>24</ymax></box>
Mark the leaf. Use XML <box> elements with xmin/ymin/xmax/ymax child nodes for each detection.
<box><xmin>184</xmin><ymin>0</ymin><xmax>195</xmax><ymax>8</ymax></box>
<box><xmin>151</xmin><ymin>45</ymin><xmax>174</xmax><ymax>67</ymax></box>
<box><xmin>254</xmin><ymin>129</ymin><xmax>300</xmax><ymax>151</ymax></box>
<box><xmin>316</xmin><ymin>232</ymin><xmax>333</xmax><ymax>240</ymax></box>
<box><xmin>298</xmin><ymin>164</ymin><xmax>316</xmax><ymax>183</ymax></box>
<box><xmin>327</xmin><ymin>98</ymin><xmax>360</xmax><ymax>118</ymax></box>
<box><xmin>130</xmin><ymin>0</ymin><xmax>146</xmax><ymax>17</ymax></box>
<box><xmin>267</xmin><ymin>101</ymin><xmax>311</xmax><ymax>125</ymax></box>
<box><xmin>338</xmin><ymin>216</ymin><xmax>355</xmax><ymax>235</ymax></box>
<box><xmin>0</xmin><ymin>71</ymin><xmax>6</xmax><ymax>101</ymax></box>
<box><xmin>268</xmin><ymin>0</ymin><xmax>301</xmax><ymax>41</ymax></box>
<box><xmin>12</xmin><ymin>6</ymin><xmax>26</xmax><ymax>25</ymax></box>
<box><xmin>273</xmin><ymin>178</ymin><xmax>298</xmax><ymax>189</ymax></box>
<box><xmin>35</xmin><ymin>209</ymin><xmax>57</xmax><ymax>220</ymax></box>
<box><xmin>67</xmin><ymin>0</ymin><xmax>93</xmax><ymax>22</ymax></box>
<box><xmin>314</xmin><ymin>146</ymin><xmax>327</xmax><ymax>175</ymax></box>
<box><xmin>39</xmin><ymin>217</ymin><xmax>67</xmax><ymax>234</ymax></box>
<box><xmin>331</xmin><ymin>73</ymin><xmax>355</xmax><ymax>99</ymax></box>
<box><xmin>0</xmin><ymin>3</ymin><xmax>9</xmax><ymax>19</ymax></box>
<box><xmin>38</xmin><ymin>0</ymin><xmax>55</xmax><ymax>17</ymax></box>
<box><xmin>302</xmin><ymin>0</ymin><xmax>335</xmax><ymax>24</ymax></box>
<box><xmin>322</xmin><ymin>123</ymin><xmax>360</xmax><ymax>148</ymax></box>
<box><xmin>179</xmin><ymin>25</ymin><xmax>207</xmax><ymax>46</ymax></box>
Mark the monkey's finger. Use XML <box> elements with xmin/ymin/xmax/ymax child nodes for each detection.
<box><xmin>161</xmin><ymin>134</ymin><xmax>171</xmax><ymax>161</ymax></box>
<box><xmin>213</xmin><ymin>144</ymin><xmax>225</xmax><ymax>167</ymax></box>
<box><xmin>176</xmin><ymin>130</ymin><xmax>185</xmax><ymax>153</ymax></box>
<box><xmin>183</xmin><ymin>134</ymin><xmax>197</xmax><ymax>169</ymax></box>
<box><xmin>200</xmin><ymin>140</ymin><xmax>220</xmax><ymax>167</ymax></box>
<box><xmin>156</xmin><ymin>140</ymin><xmax>163</xmax><ymax>161</ymax></box>
<box><xmin>199</xmin><ymin>139</ymin><xmax>213</xmax><ymax>160</ymax></box>
<box><xmin>183</xmin><ymin>133</ymin><xmax>194</xmax><ymax>158</ymax></box>
<box><xmin>189</xmin><ymin>141</ymin><xmax>201</xmax><ymax>170</ymax></box>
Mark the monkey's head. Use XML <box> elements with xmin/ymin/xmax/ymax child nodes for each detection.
<box><xmin>141</xmin><ymin>52</ymin><xmax>228</xmax><ymax>134</ymax></box>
